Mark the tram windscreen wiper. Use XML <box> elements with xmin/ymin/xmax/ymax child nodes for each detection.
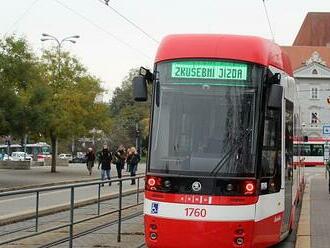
<box><xmin>209</xmin><ymin>129</ymin><xmax>252</xmax><ymax>176</ymax></box>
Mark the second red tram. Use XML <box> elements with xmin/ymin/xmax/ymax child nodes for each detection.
<box><xmin>133</xmin><ymin>34</ymin><xmax>305</xmax><ymax>248</ymax></box>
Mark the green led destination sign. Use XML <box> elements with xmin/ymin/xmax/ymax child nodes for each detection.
<box><xmin>171</xmin><ymin>61</ymin><xmax>248</xmax><ymax>81</ymax></box>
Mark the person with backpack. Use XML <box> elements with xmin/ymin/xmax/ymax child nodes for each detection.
<box><xmin>98</xmin><ymin>145</ymin><xmax>112</xmax><ymax>186</ymax></box>
<box><xmin>85</xmin><ymin>147</ymin><xmax>96</xmax><ymax>176</ymax></box>
<box><xmin>129</xmin><ymin>147</ymin><xmax>140</xmax><ymax>185</ymax></box>
<box><xmin>113</xmin><ymin>145</ymin><xmax>126</xmax><ymax>179</ymax></box>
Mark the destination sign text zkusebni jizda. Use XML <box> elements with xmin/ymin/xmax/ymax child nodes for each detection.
<box><xmin>171</xmin><ymin>61</ymin><xmax>248</xmax><ymax>80</ymax></box>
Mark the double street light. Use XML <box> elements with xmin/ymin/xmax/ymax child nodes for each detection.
<box><xmin>41</xmin><ymin>33</ymin><xmax>80</xmax><ymax>78</ymax></box>
<box><xmin>40</xmin><ymin>34</ymin><xmax>79</xmax><ymax>168</ymax></box>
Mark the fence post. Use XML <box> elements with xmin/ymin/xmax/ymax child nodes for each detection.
<box><xmin>97</xmin><ymin>183</ymin><xmax>101</xmax><ymax>215</ymax></box>
<box><xmin>137</xmin><ymin>177</ymin><xmax>140</xmax><ymax>204</ymax></box>
<box><xmin>35</xmin><ymin>191</ymin><xmax>39</xmax><ymax>232</ymax></box>
<box><xmin>117</xmin><ymin>180</ymin><xmax>122</xmax><ymax>242</ymax></box>
<box><xmin>69</xmin><ymin>187</ymin><xmax>75</xmax><ymax>248</ymax></box>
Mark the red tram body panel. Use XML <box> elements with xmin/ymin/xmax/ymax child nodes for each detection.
<box><xmin>138</xmin><ymin>34</ymin><xmax>304</xmax><ymax>248</ymax></box>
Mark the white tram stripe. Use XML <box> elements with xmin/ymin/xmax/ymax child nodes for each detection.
<box><xmin>144</xmin><ymin>198</ymin><xmax>255</xmax><ymax>222</ymax></box>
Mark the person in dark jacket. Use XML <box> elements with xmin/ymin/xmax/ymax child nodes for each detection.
<box><xmin>114</xmin><ymin>145</ymin><xmax>126</xmax><ymax>179</ymax></box>
<box><xmin>128</xmin><ymin>147</ymin><xmax>140</xmax><ymax>185</ymax></box>
<box><xmin>98</xmin><ymin>145</ymin><xmax>112</xmax><ymax>186</ymax></box>
<box><xmin>86</xmin><ymin>147</ymin><xmax>96</xmax><ymax>175</ymax></box>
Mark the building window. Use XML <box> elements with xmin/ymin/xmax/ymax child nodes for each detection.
<box><xmin>312</xmin><ymin>69</ymin><xmax>318</xmax><ymax>75</ymax></box>
<box><xmin>311</xmin><ymin>87</ymin><xmax>319</xmax><ymax>99</ymax></box>
<box><xmin>311</xmin><ymin>112</ymin><xmax>319</xmax><ymax>124</ymax></box>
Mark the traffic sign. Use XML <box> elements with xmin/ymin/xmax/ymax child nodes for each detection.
<box><xmin>323</xmin><ymin>125</ymin><xmax>330</xmax><ymax>135</ymax></box>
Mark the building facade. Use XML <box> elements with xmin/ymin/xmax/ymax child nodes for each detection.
<box><xmin>294</xmin><ymin>52</ymin><xmax>330</xmax><ymax>138</ymax></box>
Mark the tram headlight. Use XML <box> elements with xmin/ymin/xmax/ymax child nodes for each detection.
<box><xmin>235</xmin><ymin>237</ymin><xmax>244</xmax><ymax>245</ymax></box>
<box><xmin>226</xmin><ymin>183</ymin><xmax>234</xmax><ymax>191</ymax></box>
<box><xmin>150</xmin><ymin>232</ymin><xmax>158</xmax><ymax>240</ymax></box>
<box><xmin>164</xmin><ymin>180</ymin><xmax>171</xmax><ymax>188</ymax></box>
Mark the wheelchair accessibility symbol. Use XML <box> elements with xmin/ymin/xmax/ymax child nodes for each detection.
<box><xmin>151</xmin><ymin>202</ymin><xmax>159</xmax><ymax>214</ymax></box>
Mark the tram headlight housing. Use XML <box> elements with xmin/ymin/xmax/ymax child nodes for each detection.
<box><xmin>146</xmin><ymin>176</ymin><xmax>163</xmax><ymax>191</ymax></box>
<box><xmin>243</xmin><ymin>181</ymin><xmax>256</xmax><ymax>195</ymax></box>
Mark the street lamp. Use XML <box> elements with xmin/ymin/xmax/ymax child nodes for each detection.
<box><xmin>40</xmin><ymin>34</ymin><xmax>79</xmax><ymax>172</ymax></box>
<box><xmin>41</xmin><ymin>33</ymin><xmax>80</xmax><ymax>78</ymax></box>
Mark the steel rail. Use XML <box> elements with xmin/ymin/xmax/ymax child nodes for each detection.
<box><xmin>0</xmin><ymin>175</ymin><xmax>145</xmax><ymax>246</ymax></box>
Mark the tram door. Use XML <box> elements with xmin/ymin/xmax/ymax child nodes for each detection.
<box><xmin>282</xmin><ymin>100</ymin><xmax>293</xmax><ymax>233</ymax></box>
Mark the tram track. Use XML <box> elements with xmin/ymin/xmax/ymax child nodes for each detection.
<box><xmin>38</xmin><ymin>210</ymin><xmax>143</xmax><ymax>248</ymax></box>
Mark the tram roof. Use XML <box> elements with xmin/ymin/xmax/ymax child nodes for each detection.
<box><xmin>155</xmin><ymin>34</ymin><xmax>293</xmax><ymax>76</ymax></box>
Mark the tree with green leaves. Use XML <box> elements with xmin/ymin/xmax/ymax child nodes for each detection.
<box><xmin>109</xmin><ymin>68</ymin><xmax>151</xmax><ymax>150</ymax></box>
<box><xmin>0</xmin><ymin>36</ymin><xmax>46</xmax><ymax>141</ymax></box>
<box><xmin>40</xmin><ymin>49</ymin><xmax>110</xmax><ymax>172</ymax></box>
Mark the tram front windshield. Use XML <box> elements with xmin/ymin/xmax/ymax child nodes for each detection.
<box><xmin>149</xmin><ymin>60</ymin><xmax>264</xmax><ymax>177</ymax></box>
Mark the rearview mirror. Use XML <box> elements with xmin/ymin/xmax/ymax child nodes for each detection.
<box><xmin>267</xmin><ymin>84</ymin><xmax>283</xmax><ymax>109</ymax></box>
<box><xmin>133</xmin><ymin>76</ymin><xmax>148</xmax><ymax>101</ymax></box>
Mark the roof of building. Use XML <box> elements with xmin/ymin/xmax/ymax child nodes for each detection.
<box><xmin>155</xmin><ymin>34</ymin><xmax>293</xmax><ymax>75</ymax></box>
<box><xmin>293</xmin><ymin>12</ymin><xmax>330</xmax><ymax>46</ymax></box>
<box><xmin>281</xmin><ymin>46</ymin><xmax>330</xmax><ymax>71</ymax></box>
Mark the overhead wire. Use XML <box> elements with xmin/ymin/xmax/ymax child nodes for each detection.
<box><xmin>262</xmin><ymin>0</ymin><xmax>275</xmax><ymax>42</ymax></box>
<box><xmin>96</xmin><ymin>0</ymin><xmax>159</xmax><ymax>44</ymax></box>
<box><xmin>52</xmin><ymin>0</ymin><xmax>152</xmax><ymax>60</ymax></box>
<box><xmin>4</xmin><ymin>0</ymin><xmax>41</xmax><ymax>35</ymax></box>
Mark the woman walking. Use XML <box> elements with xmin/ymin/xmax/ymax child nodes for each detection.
<box><xmin>98</xmin><ymin>145</ymin><xmax>112</xmax><ymax>186</ymax></box>
<box><xmin>129</xmin><ymin>147</ymin><xmax>140</xmax><ymax>185</ymax></box>
<box><xmin>114</xmin><ymin>145</ymin><xmax>126</xmax><ymax>179</ymax></box>
<box><xmin>86</xmin><ymin>147</ymin><xmax>95</xmax><ymax>176</ymax></box>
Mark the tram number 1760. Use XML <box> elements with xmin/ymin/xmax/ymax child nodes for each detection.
<box><xmin>184</xmin><ymin>208</ymin><xmax>207</xmax><ymax>218</ymax></box>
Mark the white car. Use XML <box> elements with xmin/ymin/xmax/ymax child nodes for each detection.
<box><xmin>59</xmin><ymin>154</ymin><xmax>73</xmax><ymax>160</ymax></box>
<box><xmin>11</xmin><ymin>152</ymin><xmax>32</xmax><ymax>161</ymax></box>
<box><xmin>2</xmin><ymin>154</ymin><xmax>12</xmax><ymax>160</ymax></box>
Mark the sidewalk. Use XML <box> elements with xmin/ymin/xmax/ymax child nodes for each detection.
<box><xmin>295</xmin><ymin>168</ymin><xmax>330</xmax><ymax>248</ymax></box>
<box><xmin>0</xmin><ymin>163</ymin><xmax>146</xmax><ymax>191</ymax></box>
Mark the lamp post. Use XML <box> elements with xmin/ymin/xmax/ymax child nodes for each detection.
<box><xmin>40</xmin><ymin>33</ymin><xmax>79</xmax><ymax>172</ymax></box>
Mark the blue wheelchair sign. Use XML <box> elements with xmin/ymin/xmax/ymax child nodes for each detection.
<box><xmin>151</xmin><ymin>202</ymin><xmax>159</xmax><ymax>214</ymax></box>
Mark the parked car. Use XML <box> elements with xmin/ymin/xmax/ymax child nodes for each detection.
<box><xmin>69</xmin><ymin>156</ymin><xmax>87</xmax><ymax>163</ymax></box>
<box><xmin>11</xmin><ymin>152</ymin><xmax>32</xmax><ymax>161</ymax></box>
<box><xmin>1</xmin><ymin>154</ymin><xmax>12</xmax><ymax>160</ymax></box>
<box><xmin>59</xmin><ymin>154</ymin><xmax>73</xmax><ymax>160</ymax></box>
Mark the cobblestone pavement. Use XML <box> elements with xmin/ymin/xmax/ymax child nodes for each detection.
<box><xmin>0</xmin><ymin>192</ymin><xmax>144</xmax><ymax>247</ymax></box>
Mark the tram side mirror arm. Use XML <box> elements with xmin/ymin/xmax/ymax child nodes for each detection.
<box><xmin>267</xmin><ymin>84</ymin><xmax>283</xmax><ymax>109</ymax></box>
<box><xmin>266</xmin><ymin>70</ymin><xmax>281</xmax><ymax>85</ymax></box>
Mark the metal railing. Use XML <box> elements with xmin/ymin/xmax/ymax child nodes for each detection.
<box><xmin>0</xmin><ymin>175</ymin><xmax>145</xmax><ymax>247</ymax></box>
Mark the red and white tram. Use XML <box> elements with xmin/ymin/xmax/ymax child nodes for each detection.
<box><xmin>294</xmin><ymin>137</ymin><xmax>327</xmax><ymax>167</ymax></box>
<box><xmin>133</xmin><ymin>34</ymin><xmax>305</xmax><ymax>248</ymax></box>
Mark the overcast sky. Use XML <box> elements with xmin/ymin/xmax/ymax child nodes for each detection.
<box><xmin>1</xmin><ymin>0</ymin><xmax>329</xmax><ymax>100</ymax></box>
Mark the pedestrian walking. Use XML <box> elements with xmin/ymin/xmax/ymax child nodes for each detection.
<box><xmin>98</xmin><ymin>145</ymin><xmax>112</xmax><ymax>186</ymax></box>
<box><xmin>126</xmin><ymin>148</ymin><xmax>132</xmax><ymax>172</ymax></box>
<box><xmin>86</xmin><ymin>147</ymin><xmax>95</xmax><ymax>175</ymax></box>
<box><xmin>113</xmin><ymin>145</ymin><xmax>126</xmax><ymax>179</ymax></box>
<box><xmin>129</xmin><ymin>147</ymin><xmax>140</xmax><ymax>185</ymax></box>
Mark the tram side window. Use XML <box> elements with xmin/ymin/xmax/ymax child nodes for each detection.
<box><xmin>261</xmin><ymin>109</ymin><xmax>281</xmax><ymax>178</ymax></box>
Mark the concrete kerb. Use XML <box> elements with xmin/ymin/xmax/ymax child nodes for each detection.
<box><xmin>0</xmin><ymin>188</ymin><xmax>144</xmax><ymax>226</ymax></box>
<box><xmin>295</xmin><ymin>181</ymin><xmax>311</xmax><ymax>248</ymax></box>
